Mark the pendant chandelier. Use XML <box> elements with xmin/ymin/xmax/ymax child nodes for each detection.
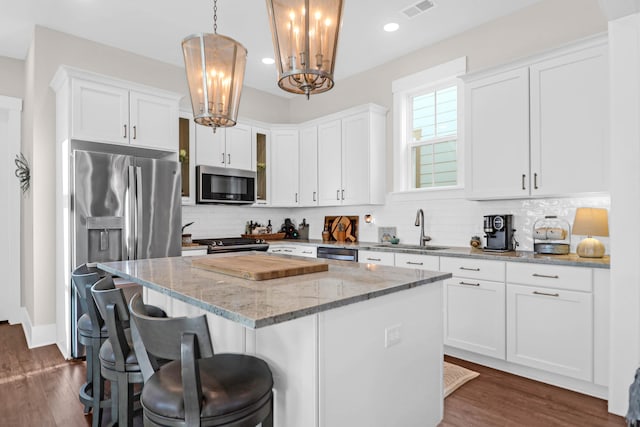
<box><xmin>182</xmin><ymin>0</ymin><xmax>247</xmax><ymax>129</ymax></box>
<box><xmin>265</xmin><ymin>0</ymin><xmax>344</xmax><ymax>99</ymax></box>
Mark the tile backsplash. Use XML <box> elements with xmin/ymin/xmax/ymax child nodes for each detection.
<box><xmin>183</xmin><ymin>193</ymin><xmax>610</xmax><ymax>254</ymax></box>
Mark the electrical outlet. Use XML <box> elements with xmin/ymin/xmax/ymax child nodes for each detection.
<box><xmin>385</xmin><ymin>324</ymin><xmax>402</xmax><ymax>348</ymax></box>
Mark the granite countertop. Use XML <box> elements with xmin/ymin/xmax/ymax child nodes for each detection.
<box><xmin>268</xmin><ymin>239</ymin><xmax>610</xmax><ymax>269</ymax></box>
<box><xmin>97</xmin><ymin>253</ymin><xmax>451</xmax><ymax>329</ymax></box>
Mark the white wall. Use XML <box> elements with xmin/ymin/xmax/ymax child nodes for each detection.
<box><xmin>0</xmin><ymin>56</ymin><xmax>24</xmax><ymax>99</ymax></box>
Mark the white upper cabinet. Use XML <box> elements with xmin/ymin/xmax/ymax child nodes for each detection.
<box><xmin>299</xmin><ymin>125</ymin><xmax>318</xmax><ymax>206</ymax></box>
<box><xmin>128</xmin><ymin>91</ymin><xmax>179</xmax><ymax>151</ymax></box>
<box><xmin>317</xmin><ymin>119</ymin><xmax>342</xmax><ymax>205</ymax></box>
<box><xmin>225</xmin><ymin>124</ymin><xmax>253</xmax><ymax>171</ymax></box>
<box><xmin>195</xmin><ymin>123</ymin><xmax>253</xmax><ymax>171</ymax></box>
<box><xmin>67</xmin><ymin>72</ymin><xmax>179</xmax><ymax>152</ymax></box>
<box><xmin>270</xmin><ymin>128</ymin><xmax>300</xmax><ymax>206</ymax></box>
<box><xmin>317</xmin><ymin>105</ymin><xmax>387</xmax><ymax>206</ymax></box>
<box><xmin>464</xmin><ymin>68</ymin><xmax>530</xmax><ymax>199</ymax></box>
<box><xmin>529</xmin><ymin>45</ymin><xmax>608</xmax><ymax>195</ymax></box>
<box><xmin>464</xmin><ymin>36</ymin><xmax>608</xmax><ymax>200</ymax></box>
<box><xmin>195</xmin><ymin>125</ymin><xmax>226</xmax><ymax>167</ymax></box>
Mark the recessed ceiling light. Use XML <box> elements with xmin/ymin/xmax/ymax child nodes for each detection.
<box><xmin>262</xmin><ymin>57</ymin><xmax>275</xmax><ymax>65</ymax></box>
<box><xmin>384</xmin><ymin>23</ymin><xmax>399</xmax><ymax>32</ymax></box>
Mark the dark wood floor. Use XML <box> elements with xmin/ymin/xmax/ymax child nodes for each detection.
<box><xmin>441</xmin><ymin>356</ymin><xmax>626</xmax><ymax>427</ymax></box>
<box><xmin>0</xmin><ymin>323</ymin><xmax>627</xmax><ymax>426</ymax></box>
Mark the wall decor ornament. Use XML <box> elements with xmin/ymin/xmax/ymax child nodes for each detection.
<box><xmin>14</xmin><ymin>153</ymin><xmax>30</xmax><ymax>194</ymax></box>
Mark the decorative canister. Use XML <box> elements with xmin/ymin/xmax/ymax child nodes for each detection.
<box><xmin>533</xmin><ymin>216</ymin><xmax>571</xmax><ymax>255</ymax></box>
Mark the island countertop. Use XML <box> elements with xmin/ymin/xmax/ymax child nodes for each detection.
<box><xmin>98</xmin><ymin>252</ymin><xmax>451</xmax><ymax>329</ymax></box>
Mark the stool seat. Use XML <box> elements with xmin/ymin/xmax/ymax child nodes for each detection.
<box><xmin>141</xmin><ymin>354</ymin><xmax>273</xmax><ymax>423</ymax></box>
<box><xmin>77</xmin><ymin>313</ymin><xmax>108</xmax><ymax>337</ymax></box>
<box><xmin>99</xmin><ymin>328</ymin><xmax>140</xmax><ymax>372</ymax></box>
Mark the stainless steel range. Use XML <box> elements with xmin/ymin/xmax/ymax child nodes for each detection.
<box><xmin>193</xmin><ymin>237</ymin><xmax>269</xmax><ymax>254</ymax></box>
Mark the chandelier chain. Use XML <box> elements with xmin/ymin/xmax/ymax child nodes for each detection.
<box><xmin>213</xmin><ymin>0</ymin><xmax>218</xmax><ymax>33</ymax></box>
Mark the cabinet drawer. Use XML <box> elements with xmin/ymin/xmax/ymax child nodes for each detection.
<box><xmin>440</xmin><ymin>257</ymin><xmax>505</xmax><ymax>281</ymax></box>
<box><xmin>296</xmin><ymin>246</ymin><xmax>317</xmax><ymax>258</ymax></box>
<box><xmin>507</xmin><ymin>262</ymin><xmax>592</xmax><ymax>292</ymax></box>
<box><xmin>358</xmin><ymin>250</ymin><xmax>394</xmax><ymax>266</ymax></box>
<box><xmin>395</xmin><ymin>253</ymin><xmax>439</xmax><ymax>271</ymax></box>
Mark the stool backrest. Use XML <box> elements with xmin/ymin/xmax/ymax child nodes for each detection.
<box><xmin>129</xmin><ymin>293</ymin><xmax>214</xmax><ymax>363</ymax></box>
<box><xmin>91</xmin><ymin>276</ymin><xmax>131</xmax><ymax>371</ymax></box>
<box><xmin>71</xmin><ymin>264</ymin><xmax>103</xmax><ymax>332</ymax></box>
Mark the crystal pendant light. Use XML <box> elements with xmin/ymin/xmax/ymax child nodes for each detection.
<box><xmin>265</xmin><ymin>0</ymin><xmax>344</xmax><ymax>99</ymax></box>
<box><xmin>182</xmin><ymin>0</ymin><xmax>247</xmax><ymax>129</ymax></box>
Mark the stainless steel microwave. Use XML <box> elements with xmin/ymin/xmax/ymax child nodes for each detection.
<box><xmin>196</xmin><ymin>165</ymin><xmax>256</xmax><ymax>204</ymax></box>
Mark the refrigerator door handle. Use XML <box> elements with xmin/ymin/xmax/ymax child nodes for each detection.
<box><xmin>135</xmin><ymin>166</ymin><xmax>143</xmax><ymax>260</ymax></box>
<box><xmin>127</xmin><ymin>165</ymin><xmax>136</xmax><ymax>260</ymax></box>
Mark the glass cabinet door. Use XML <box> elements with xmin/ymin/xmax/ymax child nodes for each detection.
<box><xmin>179</xmin><ymin>113</ymin><xmax>196</xmax><ymax>205</ymax></box>
<box><xmin>254</xmin><ymin>128</ymin><xmax>269</xmax><ymax>204</ymax></box>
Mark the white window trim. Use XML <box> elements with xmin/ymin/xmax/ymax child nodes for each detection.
<box><xmin>392</xmin><ymin>57</ymin><xmax>467</xmax><ymax>194</ymax></box>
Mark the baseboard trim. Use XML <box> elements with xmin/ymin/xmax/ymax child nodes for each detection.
<box><xmin>20</xmin><ymin>308</ymin><xmax>57</xmax><ymax>349</ymax></box>
<box><xmin>445</xmin><ymin>346</ymin><xmax>608</xmax><ymax>400</ymax></box>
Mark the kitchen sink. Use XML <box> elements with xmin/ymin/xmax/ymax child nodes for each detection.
<box><xmin>371</xmin><ymin>244</ymin><xmax>450</xmax><ymax>251</ymax></box>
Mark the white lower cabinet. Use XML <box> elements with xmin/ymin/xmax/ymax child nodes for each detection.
<box><xmin>505</xmin><ymin>262</ymin><xmax>594</xmax><ymax>382</ymax></box>
<box><xmin>506</xmin><ymin>283</ymin><xmax>593</xmax><ymax>381</ymax></box>
<box><xmin>444</xmin><ymin>278</ymin><xmax>505</xmax><ymax>359</ymax></box>
<box><xmin>268</xmin><ymin>244</ymin><xmax>317</xmax><ymax>258</ymax></box>
<box><xmin>441</xmin><ymin>257</ymin><xmax>506</xmax><ymax>359</ymax></box>
<box><xmin>358</xmin><ymin>250</ymin><xmax>394</xmax><ymax>266</ymax></box>
<box><xmin>394</xmin><ymin>253</ymin><xmax>439</xmax><ymax>271</ymax></box>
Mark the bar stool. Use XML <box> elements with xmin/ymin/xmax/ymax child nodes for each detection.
<box><xmin>129</xmin><ymin>293</ymin><xmax>274</xmax><ymax>427</ymax></box>
<box><xmin>91</xmin><ymin>276</ymin><xmax>166</xmax><ymax>427</ymax></box>
<box><xmin>71</xmin><ymin>264</ymin><xmax>109</xmax><ymax>427</ymax></box>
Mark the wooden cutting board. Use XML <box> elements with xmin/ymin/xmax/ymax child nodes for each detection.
<box><xmin>192</xmin><ymin>254</ymin><xmax>328</xmax><ymax>281</ymax></box>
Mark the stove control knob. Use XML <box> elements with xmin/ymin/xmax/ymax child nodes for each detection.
<box><xmin>217</xmin><ymin>240</ymin><xmax>223</xmax><ymax>246</ymax></box>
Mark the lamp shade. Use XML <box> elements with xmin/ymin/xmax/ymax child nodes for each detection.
<box><xmin>182</xmin><ymin>33</ymin><xmax>247</xmax><ymax>129</ymax></box>
<box><xmin>572</xmin><ymin>207</ymin><xmax>609</xmax><ymax>237</ymax></box>
<box><xmin>265</xmin><ymin>0</ymin><xmax>343</xmax><ymax>98</ymax></box>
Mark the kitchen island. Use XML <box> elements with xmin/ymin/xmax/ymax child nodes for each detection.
<box><xmin>98</xmin><ymin>253</ymin><xmax>451</xmax><ymax>427</ymax></box>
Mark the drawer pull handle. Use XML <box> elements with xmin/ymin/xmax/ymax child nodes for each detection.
<box><xmin>284</xmin><ymin>249</ymin><xmax>293</xmax><ymax>252</ymax></box>
<box><xmin>367</xmin><ymin>258</ymin><xmax>381</xmax><ymax>262</ymax></box>
<box><xmin>533</xmin><ymin>291</ymin><xmax>560</xmax><ymax>297</ymax></box>
<box><xmin>302</xmin><ymin>251</ymin><xmax>312</xmax><ymax>254</ymax></box>
<box><xmin>406</xmin><ymin>261</ymin><xmax>423</xmax><ymax>266</ymax></box>
<box><xmin>532</xmin><ymin>273</ymin><xmax>559</xmax><ymax>279</ymax></box>
<box><xmin>460</xmin><ymin>267</ymin><xmax>480</xmax><ymax>271</ymax></box>
<box><xmin>459</xmin><ymin>281</ymin><xmax>480</xmax><ymax>287</ymax></box>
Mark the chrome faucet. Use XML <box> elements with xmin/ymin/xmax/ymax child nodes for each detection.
<box><xmin>415</xmin><ymin>208</ymin><xmax>432</xmax><ymax>247</ymax></box>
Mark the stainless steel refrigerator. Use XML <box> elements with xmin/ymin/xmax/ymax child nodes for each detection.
<box><xmin>71</xmin><ymin>149</ymin><xmax>182</xmax><ymax>357</ymax></box>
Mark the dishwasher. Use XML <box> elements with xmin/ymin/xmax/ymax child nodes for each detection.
<box><xmin>316</xmin><ymin>246</ymin><xmax>358</xmax><ymax>262</ymax></box>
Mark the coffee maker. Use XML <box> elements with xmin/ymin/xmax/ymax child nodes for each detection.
<box><xmin>483</xmin><ymin>214</ymin><xmax>516</xmax><ymax>252</ymax></box>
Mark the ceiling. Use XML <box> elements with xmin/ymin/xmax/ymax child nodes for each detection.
<box><xmin>0</xmin><ymin>0</ymin><xmax>542</xmax><ymax>98</ymax></box>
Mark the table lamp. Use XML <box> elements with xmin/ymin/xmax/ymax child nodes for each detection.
<box><xmin>572</xmin><ymin>208</ymin><xmax>609</xmax><ymax>258</ymax></box>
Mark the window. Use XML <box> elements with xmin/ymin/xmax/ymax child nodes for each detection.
<box><xmin>392</xmin><ymin>57</ymin><xmax>466</xmax><ymax>193</ymax></box>
<box><xmin>409</xmin><ymin>85</ymin><xmax>458</xmax><ymax>188</ymax></box>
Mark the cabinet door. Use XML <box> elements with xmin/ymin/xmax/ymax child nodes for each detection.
<box><xmin>195</xmin><ymin>125</ymin><xmax>226</xmax><ymax>167</ymax></box>
<box><xmin>299</xmin><ymin>125</ymin><xmax>318</xmax><ymax>206</ymax></box>
<box><xmin>506</xmin><ymin>283</ymin><xmax>593</xmax><ymax>381</ymax></box>
<box><xmin>129</xmin><ymin>90</ymin><xmax>178</xmax><ymax>151</ymax></box>
<box><xmin>253</xmin><ymin>127</ymin><xmax>270</xmax><ymax>205</ymax></box>
<box><xmin>444</xmin><ymin>278</ymin><xmax>505</xmax><ymax>359</ymax></box>
<box><xmin>179</xmin><ymin>113</ymin><xmax>196</xmax><ymax>205</ymax></box>
<box><xmin>530</xmin><ymin>45</ymin><xmax>608</xmax><ymax>195</ymax></box>
<box><xmin>465</xmin><ymin>68</ymin><xmax>530</xmax><ymax>199</ymax></box>
<box><xmin>341</xmin><ymin>113</ymin><xmax>370</xmax><ymax>205</ymax></box>
<box><xmin>270</xmin><ymin>129</ymin><xmax>299</xmax><ymax>206</ymax></box>
<box><xmin>225</xmin><ymin>123</ymin><xmax>253</xmax><ymax>171</ymax></box>
<box><xmin>358</xmin><ymin>250</ymin><xmax>394</xmax><ymax>266</ymax></box>
<box><xmin>317</xmin><ymin>120</ymin><xmax>342</xmax><ymax>206</ymax></box>
<box><xmin>394</xmin><ymin>253</ymin><xmax>439</xmax><ymax>271</ymax></box>
<box><xmin>71</xmin><ymin>79</ymin><xmax>129</xmax><ymax>144</ymax></box>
